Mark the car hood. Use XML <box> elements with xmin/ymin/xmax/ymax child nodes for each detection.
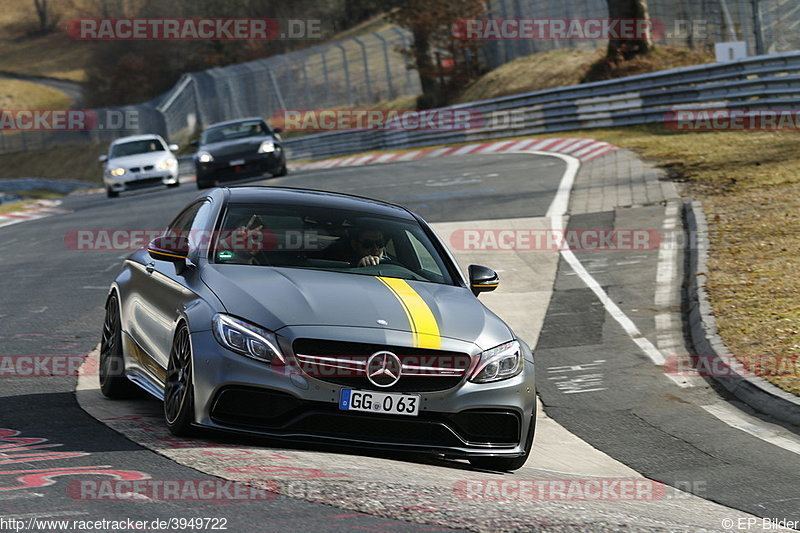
<box><xmin>200</xmin><ymin>136</ymin><xmax>276</xmax><ymax>157</ymax></box>
<box><xmin>201</xmin><ymin>264</ymin><xmax>512</xmax><ymax>350</ymax></box>
<box><xmin>108</xmin><ymin>152</ymin><xmax>172</xmax><ymax>168</ymax></box>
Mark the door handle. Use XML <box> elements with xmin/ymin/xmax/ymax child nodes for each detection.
<box><xmin>146</xmin><ymin>262</ymin><xmax>155</xmax><ymax>274</ymax></box>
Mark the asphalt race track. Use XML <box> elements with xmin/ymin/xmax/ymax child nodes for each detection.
<box><xmin>1</xmin><ymin>152</ymin><xmax>799</xmax><ymax>532</ymax></box>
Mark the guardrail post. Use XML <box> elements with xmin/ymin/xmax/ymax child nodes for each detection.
<box><xmin>352</xmin><ymin>37</ymin><xmax>373</xmax><ymax>102</ymax></box>
<box><xmin>333</xmin><ymin>42</ymin><xmax>353</xmax><ymax>107</ymax></box>
<box><xmin>751</xmin><ymin>0</ymin><xmax>765</xmax><ymax>55</ymax></box>
<box><xmin>390</xmin><ymin>26</ymin><xmax>415</xmax><ymax>94</ymax></box>
<box><xmin>267</xmin><ymin>68</ymin><xmax>287</xmax><ymax>110</ymax></box>
<box><xmin>374</xmin><ymin>32</ymin><xmax>396</xmax><ymax>100</ymax></box>
<box><xmin>299</xmin><ymin>50</ymin><xmax>312</xmax><ymax>108</ymax></box>
<box><xmin>319</xmin><ymin>49</ymin><xmax>331</xmax><ymax>107</ymax></box>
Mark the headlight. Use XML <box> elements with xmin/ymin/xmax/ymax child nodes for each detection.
<box><xmin>212</xmin><ymin>314</ymin><xmax>284</xmax><ymax>364</ymax></box>
<box><xmin>109</xmin><ymin>167</ymin><xmax>126</xmax><ymax>176</ymax></box>
<box><xmin>157</xmin><ymin>158</ymin><xmax>177</xmax><ymax>169</ymax></box>
<box><xmin>197</xmin><ymin>151</ymin><xmax>213</xmax><ymax>163</ymax></box>
<box><xmin>470</xmin><ymin>340</ymin><xmax>523</xmax><ymax>383</ymax></box>
<box><xmin>258</xmin><ymin>141</ymin><xmax>276</xmax><ymax>153</ymax></box>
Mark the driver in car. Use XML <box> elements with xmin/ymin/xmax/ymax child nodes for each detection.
<box><xmin>323</xmin><ymin>226</ymin><xmax>396</xmax><ymax>267</ymax></box>
<box><xmin>351</xmin><ymin>228</ymin><xmax>388</xmax><ymax>267</ymax></box>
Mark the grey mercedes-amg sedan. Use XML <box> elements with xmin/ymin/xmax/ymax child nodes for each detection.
<box><xmin>100</xmin><ymin>186</ymin><xmax>536</xmax><ymax>470</ymax></box>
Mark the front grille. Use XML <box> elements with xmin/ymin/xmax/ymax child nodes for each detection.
<box><xmin>125</xmin><ymin>177</ymin><xmax>162</xmax><ymax>189</ymax></box>
<box><xmin>207</xmin><ymin>161</ymin><xmax>264</xmax><ymax>181</ymax></box>
<box><xmin>210</xmin><ymin>386</ymin><xmax>520</xmax><ymax>447</ymax></box>
<box><xmin>292</xmin><ymin>338</ymin><xmax>473</xmax><ymax>392</ymax></box>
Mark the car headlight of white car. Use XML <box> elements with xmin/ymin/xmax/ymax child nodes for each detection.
<box><xmin>109</xmin><ymin>167</ymin><xmax>126</xmax><ymax>176</ymax></box>
<box><xmin>258</xmin><ymin>141</ymin><xmax>276</xmax><ymax>153</ymax></box>
<box><xmin>212</xmin><ymin>313</ymin><xmax>284</xmax><ymax>364</ymax></box>
<box><xmin>197</xmin><ymin>151</ymin><xmax>214</xmax><ymax>163</ymax></box>
<box><xmin>470</xmin><ymin>340</ymin><xmax>524</xmax><ymax>383</ymax></box>
<box><xmin>157</xmin><ymin>158</ymin><xmax>177</xmax><ymax>170</ymax></box>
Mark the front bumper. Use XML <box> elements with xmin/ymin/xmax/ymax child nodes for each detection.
<box><xmin>189</xmin><ymin>328</ymin><xmax>536</xmax><ymax>458</ymax></box>
<box><xmin>105</xmin><ymin>171</ymin><xmax>178</xmax><ymax>192</ymax></box>
<box><xmin>195</xmin><ymin>151</ymin><xmax>285</xmax><ymax>184</ymax></box>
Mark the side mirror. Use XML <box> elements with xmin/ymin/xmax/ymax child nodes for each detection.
<box><xmin>189</xmin><ymin>139</ymin><xmax>199</xmax><ymax>147</ymax></box>
<box><xmin>272</xmin><ymin>127</ymin><xmax>282</xmax><ymax>134</ymax></box>
<box><xmin>98</xmin><ymin>155</ymin><xmax>108</xmax><ymax>164</ymax></box>
<box><xmin>468</xmin><ymin>265</ymin><xmax>499</xmax><ymax>296</ymax></box>
<box><xmin>168</xmin><ymin>144</ymin><xmax>179</xmax><ymax>152</ymax></box>
<box><xmin>148</xmin><ymin>235</ymin><xmax>189</xmax><ymax>274</ymax></box>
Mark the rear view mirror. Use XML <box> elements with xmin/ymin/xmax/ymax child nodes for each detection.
<box><xmin>98</xmin><ymin>155</ymin><xmax>108</xmax><ymax>164</ymax></box>
<box><xmin>168</xmin><ymin>144</ymin><xmax>179</xmax><ymax>152</ymax></box>
<box><xmin>468</xmin><ymin>265</ymin><xmax>499</xmax><ymax>296</ymax></box>
<box><xmin>190</xmin><ymin>139</ymin><xmax>199</xmax><ymax>147</ymax></box>
<box><xmin>148</xmin><ymin>235</ymin><xmax>189</xmax><ymax>274</ymax></box>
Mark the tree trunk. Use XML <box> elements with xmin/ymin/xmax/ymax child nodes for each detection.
<box><xmin>33</xmin><ymin>0</ymin><xmax>49</xmax><ymax>34</ymax></box>
<box><xmin>606</xmin><ymin>0</ymin><xmax>653</xmax><ymax>60</ymax></box>
<box><xmin>411</xmin><ymin>29</ymin><xmax>444</xmax><ymax>108</ymax></box>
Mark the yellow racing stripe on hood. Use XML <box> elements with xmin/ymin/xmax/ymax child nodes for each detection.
<box><xmin>377</xmin><ymin>276</ymin><xmax>441</xmax><ymax>350</ymax></box>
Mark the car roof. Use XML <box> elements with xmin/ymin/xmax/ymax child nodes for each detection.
<box><xmin>110</xmin><ymin>134</ymin><xmax>164</xmax><ymax>145</ymax></box>
<box><xmin>206</xmin><ymin>117</ymin><xmax>266</xmax><ymax>129</ymax></box>
<box><xmin>222</xmin><ymin>187</ymin><xmax>416</xmax><ymax>220</ymax></box>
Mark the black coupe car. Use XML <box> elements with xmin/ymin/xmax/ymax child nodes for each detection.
<box><xmin>192</xmin><ymin>118</ymin><xmax>287</xmax><ymax>189</ymax></box>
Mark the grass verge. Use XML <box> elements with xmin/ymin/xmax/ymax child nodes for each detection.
<box><xmin>0</xmin><ymin>78</ymin><xmax>73</xmax><ymax>108</ymax></box>
<box><xmin>583</xmin><ymin>126</ymin><xmax>800</xmax><ymax>396</ymax></box>
<box><xmin>0</xmin><ymin>143</ymin><xmax>106</xmax><ymax>183</ymax></box>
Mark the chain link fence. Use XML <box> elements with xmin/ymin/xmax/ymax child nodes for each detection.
<box><xmin>0</xmin><ymin>26</ymin><xmax>420</xmax><ymax>153</ymax></box>
<box><xmin>2</xmin><ymin>1</ymin><xmax>799</xmax><ymax>155</ymax></box>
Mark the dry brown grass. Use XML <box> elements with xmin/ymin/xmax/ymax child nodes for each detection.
<box><xmin>0</xmin><ymin>78</ymin><xmax>72</xmax><ymax>108</ymax></box>
<box><xmin>0</xmin><ymin>0</ymin><xmax>93</xmax><ymax>81</ymax></box>
<box><xmin>0</xmin><ymin>143</ymin><xmax>107</xmax><ymax>183</ymax></box>
<box><xmin>457</xmin><ymin>47</ymin><xmax>714</xmax><ymax>103</ymax></box>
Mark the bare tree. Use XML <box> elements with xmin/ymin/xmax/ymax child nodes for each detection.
<box><xmin>387</xmin><ymin>0</ymin><xmax>486</xmax><ymax>108</ymax></box>
<box><xmin>32</xmin><ymin>0</ymin><xmax>57</xmax><ymax>34</ymax></box>
<box><xmin>606</xmin><ymin>0</ymin><xmax>653</xmax><ymax>60</ymax></box>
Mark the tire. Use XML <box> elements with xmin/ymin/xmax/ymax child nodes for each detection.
<box><xmin>196</xmin><ymin>180</ymin><xmax>212</xmax><ymax>190</ymax></box>
<box><xmin>166</xmin><ymin>181</ymin><xmax>180</xmax><ymax>189</ymax></box>
<box><xmin>99</xmin><ymin>294</ymin><xmax>139</xmax><ymax>398</ymax></box>
<box><xmin>164</xmin><ymin>323</ymin><xmax>196</xmax><ymax>436</ymax></box>
<box><xmin>106</xmin><ymin>187</ymin><xmax>119</xmax><ymax>198</ymax></box>
<box><xmin>274</xmin><ymin>162</ymin><xmax>288</xmax><ymax>177</ymax></box>
<box><xmin>468</xmin><ymin>412</ymin><xmax>536</xmax><ymax>471</ymax></box>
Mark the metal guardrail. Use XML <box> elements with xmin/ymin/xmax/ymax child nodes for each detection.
<box><xmin>283</xmin><ymin>51</ymin><xmax>800</xmax><ymax>162</ymax></box>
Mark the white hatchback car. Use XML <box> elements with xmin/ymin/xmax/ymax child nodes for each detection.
<box><xmin>100</xmin><ymin>135</ymin><xmax>180</xmax><ymax>198</ymax></box>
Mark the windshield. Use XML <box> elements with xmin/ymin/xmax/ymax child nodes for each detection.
<box><xmin>202</xmin><ymin>121</ymin><xmax>268</xmax><ymax>144</ymax></box>
<box><xmin>212</xmin><ymin>203</ymin><xmax>455</xmax><ymax>285</ymax></box>
<box><xmin>110</xmin><ymin>139</ymin><xmax>165</xmax><ymax>158</ymax></box>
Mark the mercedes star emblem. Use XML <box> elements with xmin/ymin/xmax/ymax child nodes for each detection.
<box><xmin>366</xmin><ymin>351</ymin><xmax>402</xmax><ymax>388</ymax></box>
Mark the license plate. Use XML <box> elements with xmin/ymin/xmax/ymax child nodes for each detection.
<box><xmin>339</xmin><ymin>389</ymin><xmax>419</xmax><ymax>416</ymax></box>
<box><xmin>229</xmin><ymin>159</ymin><xmax>245</xmax><ymax>166</ymax></box>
